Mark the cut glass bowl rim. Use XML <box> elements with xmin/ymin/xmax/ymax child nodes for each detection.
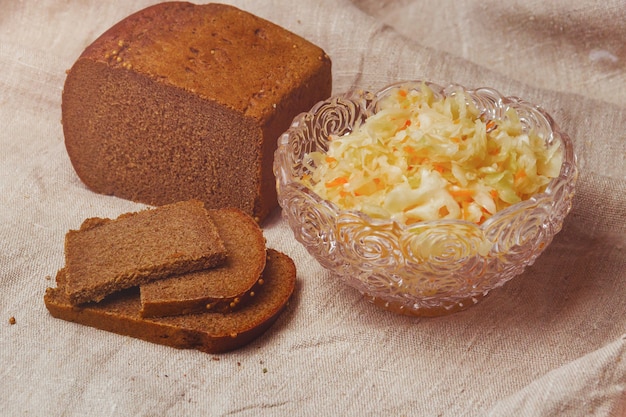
<box><xmin>276</xmin><ymin>80</ymin><xmax>577</xmax><ymax>235</ymax></box>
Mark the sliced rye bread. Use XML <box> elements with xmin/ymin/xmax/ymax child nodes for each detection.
<box><xmin>64</xmin><ymin>200</ymin><xmax>226</xmax><ymax>305</ymax></box>
<box><xmin>44</xmin><ymin>249</ymin><xmax>296</xmax><ymax>354</ymax></box>
<box><xmin>139</xmin><ymin>208</ymin><xmax>267</xmax><ymax>317</ymax></box>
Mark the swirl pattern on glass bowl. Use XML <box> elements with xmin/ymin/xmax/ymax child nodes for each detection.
<box><xmin>274</xmin><ymin>80</ymin><xmax>578</xmax><ymax>316</ymax></box>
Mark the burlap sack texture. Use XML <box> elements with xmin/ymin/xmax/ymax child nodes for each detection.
<box><xmin>1</xmin><ymin>1</ymin><xmax>624</xmax><ymax>416</ymax></box>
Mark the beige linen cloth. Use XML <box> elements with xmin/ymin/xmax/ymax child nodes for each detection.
<box><xmin>1</xmin><ymin>1</ymin><xmax>624</xmax><ymax>416</ymax></box>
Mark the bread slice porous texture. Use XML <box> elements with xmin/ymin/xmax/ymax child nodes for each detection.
<box><xmin>140</xmin><ymin>208</ymin><xmax>267</xmax><ymax>318</ymax></box>
<box><xmin>44</xmin><ymin>249</ymin><xmax>296</xmax><ymax>354</ymax></box>
<box><xmin>64</xmin><ymin>200</ymin><xmax>226</xmax><ymax>305</ymax></box>
<box><xmin>61</xmin><ymin>2</ymin><xmax>332</xmax><ymax>223</ymax></box>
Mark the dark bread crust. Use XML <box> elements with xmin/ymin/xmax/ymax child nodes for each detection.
<box><xmin>44</xmin><ymin>249</ymin><xmax>296</xmax><ymax>353</ymax></box>
<box><xmin>139</xmin><ymin>208</ymin><xmax>267</xmax><ymax>317</ymax></box>
<box><xmin>64</xmin><ymin>200</ymin><xmax>226</xmax><ymax>305</ymax></box>
<box><xmin>61</xmin><ymin>2</ymin><xmax>332</xmax><ymax>222</ymax></box>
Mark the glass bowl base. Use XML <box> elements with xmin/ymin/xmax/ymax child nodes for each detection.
<box><xmin>364</xmin><ymin>292</ymin><xmax>489</xmax><ymax>317</ymax></box>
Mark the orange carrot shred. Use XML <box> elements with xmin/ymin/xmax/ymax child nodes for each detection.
<box><xmin>449</xmin><ymin>187</ymin><xmax>475</xmax><ymax>201</ymax></box>
<box><xmin>325</xmin><ymin>177</ymin><xmax>348</xmax><ymax>188</ymax></box>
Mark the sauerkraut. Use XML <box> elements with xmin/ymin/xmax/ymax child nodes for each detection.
<box><xmin>300</xmin><ymin>83</ymin><xmax>563</xmax><ymax>225</ymax></box>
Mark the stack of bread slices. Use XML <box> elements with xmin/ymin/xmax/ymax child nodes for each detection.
<box><xmin>44</xmin><ymin>200</ymin><xmax>296</xmax><ymax>353</ymax></box>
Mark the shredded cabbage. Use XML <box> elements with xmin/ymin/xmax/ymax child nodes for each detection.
<box><xmin>301</xmin><ymin>83</ymin><xmax>563</xmax><ymax>225</ymax></box>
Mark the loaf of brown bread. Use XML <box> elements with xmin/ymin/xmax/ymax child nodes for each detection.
<box><xmin>44</xmin><ymin>249</ymin><xmax>296</xmax><ymax>353</ymax></box>
<box><xmin>140</xmin><ymin>208</ymin><xmax>267</xmax><ymax>317</ymax></box>
<box><xmin>64</xmin><ymin>200</ymin><xmax>226</xmax><ymax>305</ymax></box>
<box><xmin>61</xmin><ymin>2</ymin><xmax>332</xmax><ymax>223</ymax></box>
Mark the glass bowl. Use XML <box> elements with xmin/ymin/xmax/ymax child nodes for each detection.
<box><xmin>273</xmin><ymin>80</ymin><xmax>578</xmax><ymax>317</ymax></box>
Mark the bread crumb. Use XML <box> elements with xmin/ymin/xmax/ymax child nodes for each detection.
<box><xmin>8</xmin><ymin>316</ymin><xmax>16</xmax><ymax>325</ymax></box>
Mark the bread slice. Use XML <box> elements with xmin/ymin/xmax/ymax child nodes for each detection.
<box><xmin>64</xmin><ymin>200</ymin><xmax>226</xmax><ymax>305</ymax></box>
<box><xmin>44</xmin><ymin>249</ymin><xmax>296</xmax><ymax>353</ymax></box>
<box><xmin>139</xmin><ymin>208</ymin><xmax>267</xmax><ymax>318</ymax></box>
<box><xmin>61</xmin><ymin>2</ymin><xmax>332</xmax><ymax>223</ymax></box>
